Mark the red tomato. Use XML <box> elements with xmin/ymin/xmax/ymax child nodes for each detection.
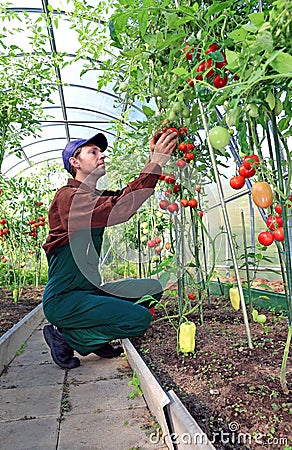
<box><xmin>179</xmin><ymin>126</ymin><xmax>188</xmax><ymax>136</ymax></box>
<box><xmin>180</xmin><ymin>198</ymin><xmax>189</xmax><ymax>207</ymax></box>
<box><xmin>273</xmin><ymin>227</ymin><xmax>284</xmax><ymax>241</ymax></box>
<box><xmin>239</xmin><ymin>165</ymin><xmax>256</xmax><ymax>178</ymax></box>
<box><xmin>275</xmin><ymin>204</ymin><xmax>282</xmax><ymax>215</ymax></box>
<box><xmin>252</xmin><ymin>182</ymin><xmax>274</xmax><ymax>208</ymax></box>
<box><xmin>187</xmin><ymin>293</ymin><xmax>196</xmax><ymax>300</ymax></box>
<box><xmin>176</xmin><ymin>159</ymin><xmax>186</xmax><ymax>168</ymax></box>
<box><xmin>185</xmin><ymin>152</ymin><xmax>195</xmax><ymax>162</ymax></box>
<box><xmin>178</xmin><ymin>143</ymin><xmax>187</xmax><ymax>152</ymax></box>
<box><xmin>173</xmin><ymin>184</ymin><xmax>181</xmax><ymax>194</ymax></box>
<box><xmin>148</xmin><ymin>307</ymin><xmax>155</xmax><ymax>316</ymax></box>
<box><xmin>164</xmin><ymin>174</ymin><xmax>176</xmax><ymax>184</ymax></box>
<box><xmin>243</xmin><ymin>154</ymin><xmax>260</xmax><ymax>170</ymax></box>
<box><xmin>159</xmin><ymin>172</ymin><xmax>165</xmax><ymax>180</ymax></box>
<box><xmin>147</xmin><ymin>239</ymin><xmax>156</xmax><ymax>248</ymax></box>
<box><xmin>2</xmin><ymin>228</ymin><xmax>9</xmax><ymax>234</ymax></box>
<box><xmin>154</xmin><ymin>245</ymin><xmax>162</xmax><ymax>253</ymax></box>
<box><xmin>230</xmin><ymin>175</ymin><xmax>245</xmax><ymax>190</ymax></box>
<box><xmin>159</xmin><ymin>200</ymin><xmax>169</xmax><ymax>210</ymax></box>
<box><xmin>165</xmin><ymin>189</ymin><xmax>172</xmax><ymax>197</ymax></box>
<box><xmin>213</xmin><ymin>74</ymin><xmax>228</xmax><ymax>88</ymax></box>
<box><xmin>167</xmin><ymin>127</ymin><xmax>179</xmax><ymax>136</ymax></box>
<box><xmin>187</xmin><ymin>77</ymin><xmax>194</xmax><ymax>87</ymax></box>
<box><xmin>198</xmin><ymin>211</ymin><xmax>204</xmax><ymax>218</ymax></box>
<box><xmin>188</xmin><ymin>199</ymin><xmax>198</xmax><ymax>208</ymax></box>
<box><xmin>195</xmin><ymin>185</ymin><xmax>201</xmax><ymax>192</ymax></box>
<box><xmin>205</xmin><ymin>43</ymin><xmax>219</xmax><ymax>54</ymax></box>
<box><xmin>168</xmin><ymin>202</ymin><xmax>179</xmax><ymax>213</ymax></box>
<box><xmin>165</xmin><ymin>242</ymin><xmax>171</xmax><ymax>250</ymax></box>
<box><xmin>258</xmin><ymin>231</ymin><xmax>274</xmax><ymax>246</ymax></box>
<box><xmin>195</xmin><ymin>59</ymin><xmax>214</xmax><ymax>78</ymax></box>
<box><xmin>187</xmin><ymin>143</ymin><xmax>195</xmax><ymax>151</ymax></box>
<box><xmin>154</xmin><ymin>237</ymin><xmax>161</xmax><ymax>244</ymax></box>
<box><xmin>266</xmin><ymin>215</ymin><xmax>283</xmax><ymax>230</ymax></box>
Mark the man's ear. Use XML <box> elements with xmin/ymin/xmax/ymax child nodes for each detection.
<box><xmin>69</xmin><ymin>156</ymin><xmax>80</xmax><ymax>170</ymax></box>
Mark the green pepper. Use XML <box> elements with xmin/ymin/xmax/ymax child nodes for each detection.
<box><xmin>179</xmin><ymin>321</ymin><xmax>196</xmax><ymax>353</ymax></box>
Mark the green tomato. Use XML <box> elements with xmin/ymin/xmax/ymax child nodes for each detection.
<box><xmin>256</xmin><ymin>314</ymin><xmax>267</xmax><ymax>325</ymax></box>
<box><xmin>154</xmin><ymin>87</ymin><xmax>163</xmax><ymax>97</ymax></box>
<box><xmin>172</xmin><ymin>102</ymin><xmax>182</xmax><ymax>113</ymax></box>
<box><xmin>141</xmin><ymin>221</ymin><xmax>148</xmax><ymax>229</ymax></box>
<box><xmin>182</xmin><ymin>108</ymin><xmax>190</xmax><ymax>118</ymax></box>
<box><xmin>140</xmin><ymin>235</ymin><xmax>147</xmax><ymax>243</ymax></box>
<box><xmin>156</xmin><ymin>211</ymin><xmax>163</xmax><ymax>218</ymax></box>
<box><xmin>142</xmin><ymin>228</ymin><xmax>149</xmax><ymax>234</ymax></box>
<box><xmin>152</xmin><ymin>255</ymin><xmax>160</xmax><ymax>262</ymax></box>
<box><xmin>119</xmin><ymin>82</ymin><xmax>128</xmax><ymax>92</ymax></box>
<box><xmin>246</xmin><ymin>104</ymin><xmax>259</xmax><ymax>118</ymax></box>
<box><xmin>208</xmin><ymin>126</ymin><xmax>230</xmax><ymax>150</ymax></box>
<box><xmin>168</xmin><ymin>110</ymin><xmax>177</xmax><ymax>121</ymax></box>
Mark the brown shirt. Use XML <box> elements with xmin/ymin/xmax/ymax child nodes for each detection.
<box><xmin>43</xmin><ymin>161</ymin><xmax>162</xmax><ymax>254</ymax></box>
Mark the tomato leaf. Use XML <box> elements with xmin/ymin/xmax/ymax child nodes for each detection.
<box><xmin>172</xmin><ymin>67</ymin><xmax>189</xmax><ymax>76</ymax></box>
<box><xmin>228</xmin><ymin>27</ymin><xmax>248</xmax><ymax>42</ymax></box>
<box><xmin>142</xmin><ymin>105</ymin><xmax>156</xmax><ymax>118</ymax></box>
<box><xmin>206</xmin><ymin>1</ymin><xmax>233</xmax><ymax>18</ymax></box>
<box><xmin>237</xmin><ymin>121</ymin><xmax>249</xmax><ymax>154</ymax></box>
<box><xmin>225</xmin><ymin>49</ymin><xmax>240</xmax><ymax>70</ymax></box>
<box><xmin>256</xmin><ymin>31</ymin><xmax>273</xmax><ymax>52</ymax></box>
<box><xmin>269</xmin><ymin>51</ymin><xmax>292</xmax><ymax>74</ymax></box>
<box><xmin>248</xmin><ymin>12</ymin><xmax>265</xmax><ymax>27</ymax></box>
<box><xmin>137</xmin><ymin>10</ymin><xmax>148</xmax><ymax>37</ymax></box>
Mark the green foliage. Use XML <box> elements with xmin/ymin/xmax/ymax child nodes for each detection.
<box><xmin>0</xmin><ymin>6</ymin><xmax>64</xmax><ymax>171</ymax></box>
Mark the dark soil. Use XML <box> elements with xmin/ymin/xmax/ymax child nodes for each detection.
<box><xmin>0</xmin><ymin>286</ymin><xmax>44</xmax><ymax>336</ymax></box>
<box><xmin>1</xmin><ymin>283</ymin><xmax>291</xmax><ymax>450</ymax></box>
<box><xmin>132</xmin><ymin>294</ymin><xmax>292</xmax><ymax>450</ymax></box>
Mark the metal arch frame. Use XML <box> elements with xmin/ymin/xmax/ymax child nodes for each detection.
<box><xmin>5</xmin><ymin>2</ymin><xmax>136</xmax><ymax>175</ymax></box>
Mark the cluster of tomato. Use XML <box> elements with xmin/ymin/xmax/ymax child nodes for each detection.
<box><xmin>258</xmin><ymin>204</ymin><xmax>284</xmax><ymax>246</ymax></box>
<box><xmin>27</xmin><ymin>216</ymin><xmax>46</xmax><ymax>238</ymax></box>
<box><xmin>0</xmin><ymin>218</ymin><xmax>9</xmax><ymax>238</ymax></box>
<box><xmin>229</xmin><ymin>154</ymin><xmax>260</xmax><ymax>190</ymax></box>
<box><xmin>147</xmin><ymin>236</ymin><xmax>163</xmax><ymax>254</ymax></box>
<box><xmin>184</xmin><ymin>42</ymin><xmax>230</xmax><ymax>89</ymax></box>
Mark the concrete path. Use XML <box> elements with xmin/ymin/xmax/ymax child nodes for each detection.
<box><xmin>0</xmin><ymin>322</ymin><xmax>168</xmax><ymax>450</ymax></box>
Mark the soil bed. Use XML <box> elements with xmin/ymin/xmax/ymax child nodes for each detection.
<box><xmin>0</xmin><ymin>286</ymin><xmax>44</xmax><ymax>336</ymax></box>
<box><xmin>1</xmin><ymin>284</ymin><xmax>291</xmax><ymax>449</ymax></box>
<box><xmin>132</xmin><ymin>292</ymin><xmax>292</xmax><ymax>450</ymax></box>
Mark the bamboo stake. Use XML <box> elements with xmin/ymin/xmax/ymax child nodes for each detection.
<box><xmin>198</xmin><ymin>99</ymin><xmax>253</xmax><ymax>349</ymax></box>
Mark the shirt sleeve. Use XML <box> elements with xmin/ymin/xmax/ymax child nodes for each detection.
<box><xmin>57</xmin><ymin>161</ymin><xmax>162</xmax><ymax>232</ymax></box>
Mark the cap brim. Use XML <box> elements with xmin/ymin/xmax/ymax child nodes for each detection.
<box><xmin>85</xmin><ymin>133</ymin><xmax>108</xmax><ymax>151</ymax></box>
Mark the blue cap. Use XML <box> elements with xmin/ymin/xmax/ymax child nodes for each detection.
<box><xmin>62</xmin><ymin>133</ymin><xmax>108</xmax><ymax>172</ymax></box>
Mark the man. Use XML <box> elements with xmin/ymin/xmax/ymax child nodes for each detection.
<box><xmin>42</xmin><ymin>129</ymin><xmax>177</xmax><ymax>369</ymax></box>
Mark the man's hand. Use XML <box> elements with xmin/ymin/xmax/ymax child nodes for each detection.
<box><xmin>150</xmin><ymin>130</ymin><xmax>178</xmax><ymax>167</ymax></box>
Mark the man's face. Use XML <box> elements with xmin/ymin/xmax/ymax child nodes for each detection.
<box><xmin>72</xmin><ymin>144</ymin><xmax>106</xmax><ymax>178</ymax></box>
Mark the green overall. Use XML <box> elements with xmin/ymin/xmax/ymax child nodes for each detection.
<box><xmin>42</xmin><ymin>228</ymin><xmax>162</xmax><ymax>356</ymax></box>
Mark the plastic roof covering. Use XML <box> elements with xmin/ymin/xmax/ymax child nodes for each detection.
<box><xmin>2</xmin><ymin>0</ymin><xmax>145</xmax><ymax>178</ymax></box>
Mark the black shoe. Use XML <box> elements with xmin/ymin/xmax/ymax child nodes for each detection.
<box><xmin>43</xmin><ymin>325</ymin><xmax>80</xmax><ymax>369</ymax></box>
<box><xmin>94</xmin><ymin>343</ymin><xmax>124</xmax><ymax>359</ymax></box>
